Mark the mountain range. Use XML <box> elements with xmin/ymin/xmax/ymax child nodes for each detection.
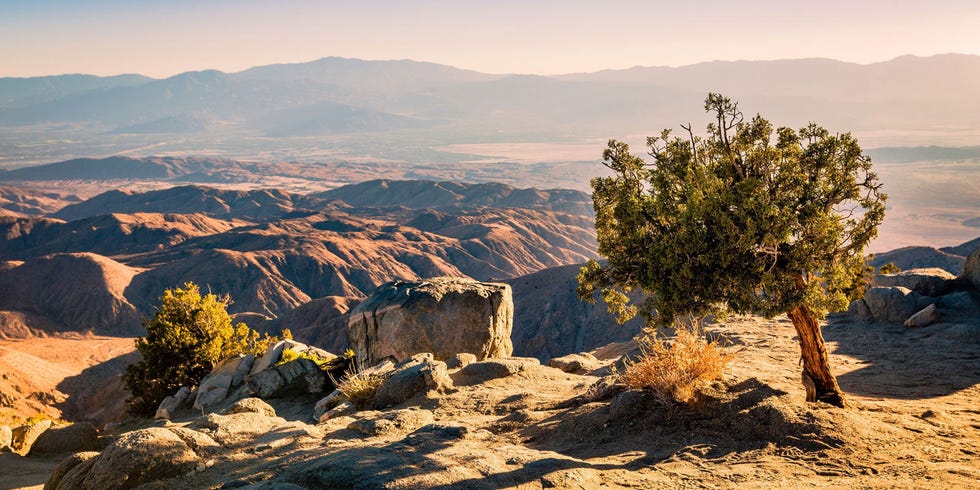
<box><xmin>0</xmin><ymin>180</ymin><xmax>601</xmax><ymax>350</ymax></box>
<box><xmin>3</xmin><ymin>54</ymin><xmax>980</xmax><ymax>167</ymax></box>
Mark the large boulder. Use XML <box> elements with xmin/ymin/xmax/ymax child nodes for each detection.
<box><xmin>964</xmin><ymin>248</ymin><xmax>980</xmax><ymax>290</ymax></box>
<box><xmin>874</xmin><ymin>268</ymin><xmax>956</xmax><ymax>297</ymax></box>
<box><xmin>860</xmin><ymin>286</ymin><xmax>924</xmax><ymax>323</ymax></box>
<box><xmin>194</xmin><ymin>354</ymin><xmax>255</xmax><ymax>411</ymax></box>
<box><xmin>28</xmin><ymin>422</ymin><xmax>99</xmax><ymax>456</ymax></box>
<box><xmin>43</xmin><ymin>451</ymin><xmax>100</xmax><ymax>490</ymax></box>
<box><xmin>246</xmin><ymin>358</ymin><xmax>326</xmax><ymax>399</ymax></box>
<box><xmin>53</xmin><ymin>428</ymin><xmax>199</xmax><ymax>489</ymax></box>
<box><xmin>348</xmin><ymin>277</ymin><xmax>514</xmax><ymax>369</ymax></box>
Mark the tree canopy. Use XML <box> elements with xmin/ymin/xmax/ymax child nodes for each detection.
<box><xmin>123</xmin><ymin>282</ymin><xmax>282</xmax><ymax>415</ymax></box>
<box><xmin>578</xmin><ymin>94</ymin><xmax>886</xmax><ymax>406</ymax></box>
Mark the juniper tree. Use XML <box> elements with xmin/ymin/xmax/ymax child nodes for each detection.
<box><xmin>578</xmin><ymin>94</ymin><xmax>885</xmax><ymax>407</ymax></box>
<box><xmin>123</xmin><ymin>282</ymin><xmax>280</xmax><ymax>415</ymax></box>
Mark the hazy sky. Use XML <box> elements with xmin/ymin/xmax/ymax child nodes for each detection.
<box><xmin>2</xmin><ymin>0</ymin><xmax>979</xmax><ymax>78</ymax></box>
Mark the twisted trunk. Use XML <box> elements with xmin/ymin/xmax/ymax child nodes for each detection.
<box><xmin>787</xmin><ymin>303</ymin><xmax>847</xmax><ymax>408</ymax></box>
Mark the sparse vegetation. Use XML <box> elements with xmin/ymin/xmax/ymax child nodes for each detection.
<box><xmin>276</xmin><ymin>347</ymin><xmax>336</xmax><ymax>368</ymax></box>
<box><xmin>579</xmin><ymin>93</ymin><xmax>886</xmax><ymax>407</ymax></box>
<box><xmin>878</xmin><ymin>262</ymin><xmax>902</xmax><ymax>274</ymax></box>
<box><xmin>123</xmin><ymin>282</ymin><xmax>286</xmax><ymax>416</ymax></box>
<box><xmin>335</xmin><ymin>368</ymin><xmax>386</xmax><ymax>409</ymax></box>
<box><xmin>621</xmin><ymin>324</ymin><xmax>732</xmax><ymax>407</ymax></box>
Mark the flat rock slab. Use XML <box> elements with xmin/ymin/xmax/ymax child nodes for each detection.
<box><xmin>453</xmin><ymin>357</ymin><xmax>541</xmax><ymax>386</ymax></box>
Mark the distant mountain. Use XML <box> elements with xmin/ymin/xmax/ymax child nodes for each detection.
<box><xmin>52</xmin><ymin>185</ymin><xmax>298</xmax><ymax>221</ymax></box>
<box><xmin>3</xmin><ymin>54</ymin><xmax>980</xmax><ymax>147</ymax></box>
<box><xmin>0</xmin><ymin>73</ymin><xmax>151</xmax><ymax>109</ymax></box>
<box><xmin>314</xmin><ymin>179</ymin><xmax>593</xmax><ymax>215</ymax></box>
<box><xmin>0</xmin><ymin>156</ymin><xmax>248</xmax><ymax>182</ymax></box>
<box><xmin>871</xmin><ymin>236</ymin><xmax>980</xmax><ymax>275</ymax></box>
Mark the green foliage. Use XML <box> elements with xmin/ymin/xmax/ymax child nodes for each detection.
<box><xmin>878</xmin><ymin>262</ymin><xmax>901</xmax><ymax>274</ymax></box>
<box><xmin>578</xmin><ymin>94</ymin><xmax>886</xmax><ymax>326</ymax></box>
<box><xmin>276</xmin><ymin>348</ymin><xmax>335</xmax><ymax>369</ymax></box>
<box><xmin>123</xmin><ymin>282</ymin><xmax>283</xmax><ymax>416</ymax></box>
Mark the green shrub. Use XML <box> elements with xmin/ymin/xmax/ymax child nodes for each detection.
<box><xmin>123</xmin><ymin>282</ymin><xmax>285</xmax><ymax>416</ymax></box>
<box><xmin>878</xmin><ymin>262</ymin><xmax>902</xmax><ymax>274</ymax></box>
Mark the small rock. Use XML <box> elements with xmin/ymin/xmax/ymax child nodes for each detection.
<box><xmin>319</xmin><ymin>401</ymin><xmax>356</xmax><ymax>423</ymax></box>
<box><xmin>548</xmin><ymin>352</ymin><xmax>601</xmax><ymax>374</ymax></box>
<box><xmin>11</xmin><ymin>418</ymin><xmax>52</xmax><ymax>453</ymax></box>
<box><xmin>28</xmin><ymin>422</ymin><xmax>99</xmax><ymax>456</ymax></box>
<box><xmin>313</xmin><ymin>390</ymin><xmax>345</xmax><ymax>420</ymax></box>
<box><xmin>370</xmin><ymin>355</ymin><xmax>454</xmax><ymax>409</ymax></box>
<box><xmin>155</xmin><ymin>386</ymin><xmax>191</xmax><ymax>420</ymax></box>
<box><xmin>224</xmin><ymin>397</ymin><xmax>277</xmax><ymax>417</ymax></box>
<box><xmin>905</xmin><ymin>304</ymin><xmax>939</xmax><ymax>328</ymax></box>
<box><xmin>453</xmin><ymin>357</ymin><xmax>540</xmax><ymax>386</ymax></box>
<box><xmin>348</xmin><ymin>408</ymin><xmax>435</xmax><ymax>436</ymax></box>
<box><xmin>846</xmin><ymin>299</ymin><xmax>872</xmax><ymax>320</ymax></box>
<box><xmin>445</xmin><ymin>353</ymin><xmax>477</xmax><ymax>370</ymax></box>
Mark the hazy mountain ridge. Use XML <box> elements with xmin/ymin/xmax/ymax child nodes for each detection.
<box><xmin>3</xmin><ymin>54</ymin><xmax>980</xmax><ymax>145</ymax></box>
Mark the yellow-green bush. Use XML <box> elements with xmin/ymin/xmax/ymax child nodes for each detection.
<box><xmin>123</xmin><ymin>282</ymin><xmax>286</xmax><ymax>416</ymax></box>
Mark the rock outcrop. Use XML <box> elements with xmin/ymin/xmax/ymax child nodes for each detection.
<box><xmin>246</xmin><ymin>358</ymin><xmax>327</xmax><ymax>399</ymax></box>
<box><xmin>874</xmin><ymin>268</ymin><xmax>957</xmax><ymax>297</ymax></box>
<box><xmin>964</xmin><ymin>248</ymin><xmax>980</xmax><ymax>290</ymax></box>
<box><xmin>27</xmin><ymin>422</ymin><xmax>99</xmax><ymax>456</ymax></box>
<box><xmin>369</xmin><ymin>354</ymin><xmax>455</xmax><ymax>409</ymax></box>
<box><xmin>348</xmin><ymin>277</ymin><xmax>514</xmax><ymax>369</ymax></box>
<box><xmin>193</xmin><ymin>354</ymin><xmax>255</xmax><ymax>412</ymax></box>
<box><xmin>52</xmin><ymin>428</ymin><xmax>199</xmax><ymax>489</ymax></box>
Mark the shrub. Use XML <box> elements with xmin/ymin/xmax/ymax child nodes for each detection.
<box><xmin>334</xmin><ymin>368</ymin><xmax>385</xmax><ymax>409</ymax></box>
<box><xmin>277</xmin><ymin>348</ymin><xmax>335</xmax><ymax>368</ymax></box>
<box><xmin>620</xmin><ymin>323</ymin><xmax>732</xmax><ymax>407</ymax></box>
<box><xmin>878</xmin><ymin>262</ymin><xmax>902</xmax><ymax>274</ymax></box>
<box><xmin>123</xmin><ymin>282</ymin><xmax>285</xmax><ymax>416</ymax></box>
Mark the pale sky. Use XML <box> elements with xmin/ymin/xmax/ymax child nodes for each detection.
<box><xmin>2</xmin><ymin>0</ymin><xmax>979</xmax><ymax>78</ymax></box>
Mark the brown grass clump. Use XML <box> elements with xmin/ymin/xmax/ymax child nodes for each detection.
<box><xmin>620</xmin><ymin>323</ymin><xmax>733</xmax><ymax>407</ymax></box>
<box><xmin>335</xmin><ymin>369</ymin><xmax>386</xmax><ymax>409</ymax></box>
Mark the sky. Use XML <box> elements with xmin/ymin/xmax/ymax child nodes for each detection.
<box><xmin>2</xmin><ymin>0</ymin><xmax>979</xmax><ymax>78</ymax></box>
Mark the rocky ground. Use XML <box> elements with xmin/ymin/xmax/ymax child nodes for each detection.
<box><xmin>5</xmin><ymin>311</ymin><xmax>978</xmax><ymax>490</ymax></box>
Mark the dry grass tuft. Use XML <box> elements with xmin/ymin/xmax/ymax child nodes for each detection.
<box><xmin>335</xmin><ymin>369</ymin><xmax>386</xmax><ymax>409</ymax></box>
<box><xmin>620</xmin><ymin>322</ymin><xmax>733</xmax><ymax>407</ymax></box>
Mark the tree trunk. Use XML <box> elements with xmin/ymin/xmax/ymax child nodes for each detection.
<box><xmin>787</xmin><ymin>304</ymin><xmax>847</xmax><ymax>408</ymax></box>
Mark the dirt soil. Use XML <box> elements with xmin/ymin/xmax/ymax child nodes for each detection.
<box><xmin>4</xmin><ymin>315</ymin><xmax>979</xmax><ymax>489</ymax></box>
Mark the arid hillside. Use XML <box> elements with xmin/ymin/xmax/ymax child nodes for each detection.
<box><xmin>0</xmin><ymin>180</ymin><xmax>598</xmax><ymax>340</ymax></box>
